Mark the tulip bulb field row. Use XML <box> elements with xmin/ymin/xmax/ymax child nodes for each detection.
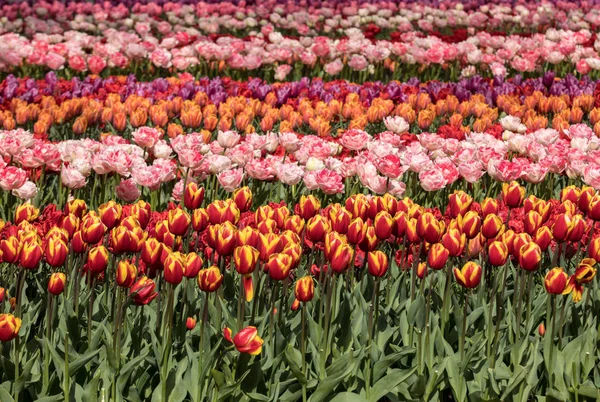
<box><xmin>0</xmin><ymin>183</ymin><xmax>599</xmax><ymax>402</ymax></box>
<box><xmin>2</xmin><ymin>0</ymin><xmax>600</xmax><ymax>400</ymax></box>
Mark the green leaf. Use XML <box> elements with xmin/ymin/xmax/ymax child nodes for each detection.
<box><xmin>69</xmin><ymin>348</ymin><xmax>101</xmax><ymax>377</ymax></box>
<box><xmin>369</xmin><ymin>367</ymin><xmax>417</xmax><ymax>402</ymax></box>
<box><xmin>284</xmin><ymin>345</ymin><xmax>307</xmax><ymax>385</ymax></box>
<box><xmin>330</xmin><ymin>392</ymin><xmax>369</xmax><ymax>402</ymax></box>
<box><xmin>245</xmin><ymin>392</ymin><xmax>270</xmax><ymax>401</ymax></box>
<box><xmin>372</xmin><ymin>348</ymin><xmax>415</xmax><ymax>382</ymax></box>
<box><xmin>445</xmin><ymin>355</ymin><xmax>467</xmax><ymax>402</ymax></box>
<box><xmin>308</xmin><ymin>353</ymin><xmax>355</xmax><ymax>402</ymax></box>
<box><xmin>0</xmin><ymin>385</ymin><xmax>14</xmax><ymax>402</ymax></box>
<box><xmin>407</xmin><ymin>296</ymin><xmax>426</xmax><ymax>330</ymax></box>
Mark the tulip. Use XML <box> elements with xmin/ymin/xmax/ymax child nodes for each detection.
<box><xmin>488</xmin><ymin>241</ymin><xmax>508</xmax><ymax>266</ymax></box>
<box><xmin>442</xmin><ymin>228</ymin><xmax>466</xmax><ymax>257</ymax></box>
<box><xmin>574</xmin><ymin>258</ymin><xmax>596</xmax><ymax>284</ymax></box>
<box><xmin>347</xmin><ymin>217</ymin><xmax>366</xmax><ymax>244</ymax></box>
<box><xmin>538</xmin><ymin>323</ymin><xmax>546</xmax><ymax>336</ymax></box>
<box><xmin>481</xmin><ymin>214</ymin><xmax>504</xmax><ymax>239</ymax></box>
<box><xmin>306</xmin><ymin>215</ymin><xmax>330</xmax><ymax>243</ymax></box>
<box><xmin>0</xmin><ymin>287</ymin><xmax>5</xmax><ymax>303</ymax></box>
<box><xmin>198</xmin><ymin>267</ymin><xmax>223</xmax><ymax>293</ymax></box>
<box><xmin>65</xmin><ymin>199</ymin><xmax>87</xmax><ymax>218</ymax></box>
<box><xmin>459</xmin><ymin>211</ymin><xmax>481</xmax><ymax>239</ymax></box>
<box><xmin>358</xmin><ymin>226</ymin><xmax>378</xmax><ymax>252</ymax></box>
<box><xmin>295</xmin><ymin>276</ymin><xmax>314</xmax><ymax>303</ymax></box>
<box><xmin>184</xmin><ymin>252</ymin><xmax>203</xmax><ymax>278</ymax></box>
<box><xmin>579</xmin><ymin>186</ymin><xmax>596</xmax><ymax>214</ymax></box>
<box><xmin>454</xmin><ymin>262</ymin><xmax>482</xmax><ymax>288</ymax></box>
<box><xmin>523</xmin><ymin>211</ymin><xmax>542</xmax><ymax>235</ymax></box>
<box><xmin>48</xmin><ymin>272</ymin><xmax>66</xmax><ymax>295</ymax></box>
<box><xmin>20</xmin><ymin>241</ymin><xmax>43</xmax><ymax>270</ymax></box>
<box><xmin>81</xmin><ymin>213</ymin><xmax>106</xmax><ymax>244</ymax></box>
<box><xmin>232</xmin><ymin>186</ymin><xmax>253</xmax><ymax>212</ymax></box>
<box><xmin>215</xmin><ymin>222</ymin><xmax>237</xmax><ymax>257</ymax></box>
<box><xmin>223</xmin><ymin>326</ymin><xmax>263</xmax><ymax>355</ymax></box>
<box><xmin>368</xmin><ymin>250</ymin><xmax>389</xmax><ymax>277</ymax></box>
<box><xmin>329</xmin><ymin>206</ymin><xmax>351</xmax><ymax>234</ymax></box>
<box><xmin>533</xmin><ymin>226</ymin><xmax>553</xmax><ymax>250</ymax></box>
<box><xmin>272</xmin><ymin>207</ymin><xmax>290</xmax><ymax>230</ymax></box>
<box><xmin>373</xmin><ymin>211</ymin><xmax>393</xmax><ymax>240</ymax></box>
<box><xmin>60</xmin><ymin>214</ymin><xmax>80</xmax><ymax>238</ymax></box>
<box><xmin>329</xmin><ymin>242</ymin><xmax>354</xmax><ymax>274</ymax></box>
<box><xmin>111</xmin><ymin>226</ymin><xmax>132</xmax><ymax>254</ymax></box>
<box><xmin>588</xmin><ymin>194</ymin><xmax>600</xmax><ymax>221</ymax></box>
<box><xmin>562</xmin><ymin>276</ymin><xmax>584</xmax><ymax>302</ymax></box>
<box><xmin>98</xmin><ymin>200</ymin><xmax>122</xmax><ymax>229</ymax></box>
<box><xmin>184</xmin><ymin>182</ymin><xmax>205</xmax><ymax>210</ymax></box>
<box><xmin>192</xmin><ymin>208</ymin><xmax>210</xmax><ymax>232</ymax></box>
<box><xmin>588</xmin><ymin>237</ymin><xmax>600</xmax><ymax>261</ymax></box>
<box><xmin>544</xmin><ymin>268</ymin><xmax>568</xmax><ymax>294</ymax></box>
<box><xmin>15</xmin><ymin>203</ymin><xmax>39</xmax><ymax>225</ymax></box>
<box><xmin>256</xmin><ymin>219</ymin><xmax>277</xmax><ymax>234</ymax></box>
<box><xmin>417</xmin><ymin>262</ymin><xmax>428</xmax><ymax>279</ymax></box>
<box><xmin>297</xmin><ymin>195</ymin><xmax>320</xmax><ymax>220</ymax></box>
<box><xmin>552</xmin><ymin>213</ymin><xmax>574</xmax><ymax>242</ymax></box>
<box><xmin>206</xmin><ymin>200</ymin><xmax>240</xmax><ymax>225</ymax></box>
<box><xmin>518</xmin><ymin>242</ymin><xmax>542</xmax><ymax>271</ymax></box>
<box><xmin>0</xmin><ymin>313</ymin><xmax>22</xmax><ymax>342</ymax></box>
<box><xmin>416</xmin><ymin>212</ymin><xmax>444</xmax><ymax>244</ymax></box>
<box><xmin>186</xmin><ymin>317</ymin><xmax>197</xmax><ymax>331</ymax></box>
<box><xmin>281</xmin><ymin>243</ymin><xmax>302</xmax><ymax>269</ymax></box>
<box><xmin>141</xmin><ymin>238</ymin><xmax>162</xmax><ymax>266</ymax></box>
<box><xmin>560</xmin><ymin>185</ymin><xmax>580</xmax><ymax>204</ymax></box>
<box><xmin>235</xmin><ymin>226</ymin><xmax>259</xmax><ymax>248</ymax></box>
<box><xmin>284</xmin><ymin>215</ymin><xmax>305</xmax><ymax>235</ymax></box>
<box><xmin>448</xmin><ymin>190</ymin><xmax>473</xmax><ymax>218</ymax></box>
<box><xmin>116</xmin><ymin>260</ymin><xmax>137</xmax><ymax>288</ymax></box>
<box><xmin>393</xmin><ymin>212</ymin><xmax>408</xmax><ymax>238</ymax></box>
<box><xmin>567</xmin><ymin>215</ymin><xmax>586</xmax><ymax>242</ymax></box>
<box><xmin>131</xmin><ymin>200</ymin><xmax>152</xmax><ymax>229</ymax></box>
<box><xmin>234</xmin><ymin>245</ymin><xmax>260</xmax><ymax>275</ymax></box>
<box><xmin>46</xmin><ymin>227</ymin><xmax>69</xmax><ymax>245</ymax></box>
<box><xmin>427</xmin><ymin>243</ymin><xmax>449</xmax><ymax>270</ymax></box>
<box><xmin>129</xmin><ymin>276</ymin><xmax>158</xmax><ymax>305</ymax></box>
<box><xmin>164</xmin><ymin>252</ymin><xmax>185</xmax><ymax>285</ymax></box>
<box><xmin>267</xmin><ymin>253</ymin><xmax>293</xmax><ymax>281</ymax></box>
<box><xmin>257</xmin><ymin>233</ymin><xmax>281</xmax><ymax>262</ymax></box>
<box><xmin>87</xmin><ymin>246</ymin><xmax>109</xmax><ymax>274</ymax></box>
<box><xmin>0</xmin><ymin>236</ymin><xmax>21</xmax><ymax>264</ymax></box>
<box><xmin>71</xmin><ymin>231</ymin><xmax>87</xmax><ymax>254</ymax></box>
<box><xmin>346</xmin><ymin>194</ymin><xmax>368</xmax><ymax>220</ymax></box>
<box><xmin>502</xmin><ymin>181</ymin><xmax>525</xmax><ymax>208</ymax></box>
<box><xmin>480</xmin><ymin>198</ymin><xmax>499</xmax><ymax>217</ymax></box>
<box><xmin>324</xmin><ymin>232</ymin><xmax>347</xmax><ymax>261</ymax></box>
<box><xmin>167</xmin><ymin>208</ymin><xmax>191</xmax><ymax>236</ymax></box>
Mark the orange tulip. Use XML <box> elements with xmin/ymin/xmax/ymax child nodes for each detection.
<box><xmin>48</xmin><ymin>272</ymin><xmax>66</xmax><ymax>295</ymax></box>
<box><xmin>544</xmin><ymin>268</ymin><xmax>568</xmax><ymax>294</ymax></box>
<box><xmin>0</xmin><ymin>313</ymin><xmax>21</xmax><ymax>342</ymax></box>
<box><xmin>184</xmin><ymin>182</ymin><xmax>205</xmax><ymax>210</ymax></box>
<box><xmin>198</xmin><ymin>266</ymin><xmax>223</xmax><ymax>293</ymax></box>
<box><xmin>295</xmin><ymin>276</ymin><xmax>314</xmax><ymax>303</ymax></box>
<box><xmin>454</xmin><ymin>262</ymin><xmax>482</xmax><ymax>288</ymax></box>
<box><xmin>223</xmin><ymin>326</ymin><xmax>263</xmax><ymax>355</ymax></box>
<box><xmin>368</xmin><ymin>250</ymin><xmax>389</xmax><ymax>277</ymax></box>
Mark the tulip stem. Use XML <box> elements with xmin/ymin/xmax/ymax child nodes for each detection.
<box><xmin>410</xmin><ymin>242</ymin><xmax>423</xmax><ymax>302</ymax></box>
<box><xmin>197</xmin><ymin>294</ymin><xmax>209</xmax><ymax>402</ymax></box>
<box><xmin>548</xmin><ymin>295</ymin><xmax>557</xmax><ymax>389</ymax></box>
<box><xmin>301</xmin><ymin>305</ymin><xmax>307</xmax><ymax>402</ymax></box>
<box><xmin>87</xmin><ymin>275</ymin><xmax>95</xmax><ymax>344</ymax></box>
<box><xmin>237</xmin><ymin>275</ymin><xmax>245</xmax><ymax>332</ymax></box>
<box><xmin>64</xmin><ymin>327</ymin><xmax>70</xmax><ymax>401</ymax></box>
<box><xmin>13</xmin><ymin>270</ymin><xmax>26</xmax><ymax>402</ymax></box>
<box><xmin>162</xmin><ymin>284</ymin><xmax>175</xmax><ymax>402</ymax></box>
<box><xmin>43</xmin><ymin>293</ymin><xmax>54</xmax><ymax>391</ymax></box>
<box><xmin>515</xmin><ymin>269</ymin><xmax>526</xmax><ymax>343</ymax></box>
<box><xmin>366</xmin><ymin>278</ymin><xmax>379</xmax><ymax>398</ymax></box>
<box><xmin>460</xmin><ymin>291</ymin><xmax>468</xmax><ymax>360</ymax></box>
<box><xmin>525</xmin><ymin>272</ymin><xmax>533</xmax><ymax>324</ymax></box>
<box><xmin>320</xmin><ymin>272</ymin><xmax>335</xmax><ymax>379</ymax></box>
<box><xmin>269</xmin><ymin>283</ymin><xmax>279</xmax><ymax>358</ymax></box>
<box><xmin>441</xmin><ymin>263</ymin><xmax>453</xmax><ymax>337</ymax></box>
<box><xmin>558</xmin><ymin>296</ymin><xmax>567</xmax><ymax>347</ymax></box>
<box><xmin>73</xmin><ymin>258</ymin><xmax>81</xmax><ymax>317</ymax></box>
<box><xmin>490</xmin><ymin>264</ymin><xmax>509</xmax><ymax>369</ymax></box>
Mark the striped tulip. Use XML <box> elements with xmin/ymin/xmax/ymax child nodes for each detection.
<box><xmin>48</xmin><ymin>272</ymin><xmax>66</xmax><ymax>295</ymax></box>
<box><xmin>198</xmin><ymin>267</ymin><xmax>223</xmax><ymax>293</ymax></box>
<box><xmin>544</xmin><ymin>268</ymin><xmax>568</xmax><ymax>294</ymax></box>
<box><xmin>454</xmin><ymin>262</ymin><xmax>482</xmax><ymax>289</ymax></box>
<box><xmin>0</xmin><ymin>313</ymin><xmax>21</xmax><ymax>342</ymax></box>
<box><xmin>368</xmin><ymin>250</ymin><xmax>389</xmax><ymax>277</ymax></box>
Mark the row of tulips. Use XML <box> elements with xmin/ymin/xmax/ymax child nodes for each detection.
<box><xmin>0</xmin><ymin>182</ymin><xmax>599</xmax><ymax>401</ymax></box>
<box><xmin>2</xmin><ymin>0</ymin><xmax>598</xmax><ymax>38</ymax></box>
<box><xmin>3</xmin><ymin>118</ymin><xmax>600</xmax><ymax>209</ymax></box>
<box><xmin>3</xmin><ymin>24</ymin><xmax>600</xmax><ymax>82</ymax></box>
<box><xmin>3</xmin><ymin>74</ymin><xmax>600</xmax><ymax>140</ymax></box>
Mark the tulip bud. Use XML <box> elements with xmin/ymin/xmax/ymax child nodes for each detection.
<box><xmin>574</xmin><ymin>258</ymin><xmax>596</xmax><ymax>284</ymax></box>
<box><xmin>65</xmin><ymin>199</ymin><xmax>87</xmax><ymax>218</ymax></box>
<box><xmin>19</xmin><ymin>241</ymin><xmax>43</xmax><ymax>270</ymax></box>
<box><xmin>192</xmin><ymin>208</ymin><xmax>210</xmax><ymax>232</ymax></box>
<box><xmin>130</xmin><ymin>276</ymin><xmax>158</xmax><ymax>305</ymax></box>
<box><xmin>0</xmin><ymin>313</ymin><xmax>22</xmax><ymax>342</ymax></box>
<box><xmin>198</xmin><ymin>266</ymin><xmax>223</xmax><ymax>293</ymax></box>
<box><xmin>442</xmin><ymin>228</ymin><xmax>466</xmax><ymax>257</ymax></box>
<box><xmin>234</xmin><ymin>245</ymin><xmax>260</xmax><ymax>275</ymax></box>
<box><xmin>374</xmin><ymin>211</ymin><xmax>394</xmax><ymax>240</ymax></box>
<box><xmin>417</xmin><ymin>262</ymin><xmax>428</xmax><ymax>279</ymax></box>
<box><xmin>87</xmin><ymin>246</ymin><xmax>109</xmax><ymax>274</ymax></box>
<box><xmin>281</xmin><ymin>243</ymin><xmax>302</xmax><ymax>268</ymax></box>
<box><xmin>518</xmin><ymin>242</ymin><xmax>542</xmax><ymax>271</ymax></box>
<box><xmin>368</xmin><ymin>250</ymin><xmax>389</xmax><ymax>277</ymax></box>
<box><xmin>44</xmin><ymin>237</ymin><xmax>68</xmax><ymax>267</ymax></box>
<box><xmin>0</xmin><ymin>236</ymin><xmax>21</xmax><ymax>264</ymax></box>
<box><xmin>502</xmin><ymin>181</ymin><xmax>525</xmax><ymax>208</ymax></box>
<box><xmin>98</xmin><ymin>200</ymin><xmax>122</xmax><ymax>229</ymax></box>
<box><xmin>267</xmin><ymin>253</ymin><xmax>293</xmax><ymax>281</ymax></box>
<box><xmin>48</xmin><ymin>272</ymin><xmax>66</xmax><ymax>295</ymax></box>
<box><xmin>272</xmin><ymin>207</ymin><xmax>291</xmax><ymax>230</ymax></box>
<box><xmin>538</xmin><ymin>323</ymin><xmax>546</xmax><ymax>336</ymax></box>
<box><xmin>224</xmin><ymin>326</ymin><xmax>264</xmax><ymax>355</ymax></box>
<box><xmin>284</xmin><ymin>215</ymin><xmax>305</xmax><ymax>235</ymax></box>
<box><xmin>141</xmin><ymin>238</ymin><xmax>162</xmax><ymax>266</ymax></box>
<box><xmin>116</xmin><ymin>260</ymin><xmax>137</xmax><ymax>288</ymax></box>
<box><xmin>393</xmin><ymin>212</ymin><xmax>408</xmax><ymax>238</ymax></box>
<box><xmin>523</xmin><ymin>211</ymin><xmax>542</xmax><ymax>235</ymax></box>
<box><xmin>553</xmin><ymin>213</ymin><xmax>574</xmax><ymax>242</ymax></box>
<box><xmin>184</xmin><ymin>252</ymin><xmax>203</xmax><ymax>278</ymax></box>
<box><xmin>110</xmin><ymin>226</ymin><xmax>132</xmax><ymax>254</ymax></box>
<box><xmin>306</xmin><ymin>215</ymin><xmax>330</xmax><ymax>243</ymax></box>
<box><xmin>488</xmin><ymin>241</ymin><xmax>508</xmax><ymax>266</ymax></box>
<box><xmin>164</xmin><ymin>252</ymin><xmax>185</xmax><ymax>285</ymax></box>
<box><xmin>207</xmin><ymin>200</ymin><xmax>240</xmax><ymax>225</ymax></box>
<box><xmin>560</xmin><ymin>185</ymin><xmax>581</xmax><ymax>204</ymax></box>
<box><xmin>588</xmin><ymin>236</ymin><xmax>600</xmax><ymax>261</ymax></box>
<box><xmin>329</xmin><ymin>207</ymin><xmax>351</xmax><ymax>234</ymax></box>
<box><xmin>71</xmin><ymin>231</ymin><xmax>87</xmax><ymax>254</ymax></box>
<box><xmin>131</xmin><ymin>200</ymin><xmax>152</xmax><ymax>229</ymax></box>
<box><xmin>256</xmin><ymin>218</ymin><xmax>277</xmax><ymax>234</ymax></box>
<box><xmin>167</xmin><ymin>208</ymin><xmax>191</xmax><ymax>236</ymax></box>
<box><xmin>568</xmin><ymin>215</ymin><xmax>586</xmax><ymax>242</ymax></box>
<box><xmin>544</xmin><ymin>267</ymin><xmax>568</xmax><ymax>294</ymax></box>
<box><xmin>427</xmin><ymin>243</ymin><xmax>449</xmax><ymax>270</ymax></box>
<box><xmin>186</xmin><ymin>317</ymin><xmax>197</xmax><ymax>330</ymax></box>
<box><xmin>329</xmin><ymin>242</ymin><xmax>354</xmax><ymax>274</ymax></box>
<box><xmin>448</xmin><ymin>190</ymin><xmax>473</xmax><ymax>218</ymax></box>
<box><xmin>347</xmin><ymin>217</ymin><xmax>366</xmax><ymax>245</ymax></box>
<box><xmin>0</xmin><ymin>287</ymin><xmax>5</xmax><ymax>303</ymax></box>
<box><xmin>294</xmin><ymin>276</ymin><xmax>314</xmax><ymax>303</ymax></box>
<box><xmin>297</xmin><ymin>195</ymin><xmax>320</xmax><ymax>220</ymax></box>
<box><xmin>184</xmin><ymin>182</ymin><xmax>205</xmax><ymax>210</ymax></box>
<box><xmin>534</xmin><ymin>226</ymin><xmax>553</xmax><ymax>250</ymax></box>
<box><xmin>15</xmin><ymin>203</ymin><xmax>39</xmax><ymax>225</ymax></box>
<box><xmin>454</xmin><ymin>261</ymin><xmax>482</xmax><ymax>288</ymax></box>
<box><xmin>459</xmin><ymin>211</ymin><xmax>481</xmax><ymax>239</ymax></box>
<box><xmin>346</xmin><ymin>194</ymin><xmax>368</xmax><ymax>220</ymax></box>
<box><xmin>416</xmin><ymin>212</ymin><xmax>444</xmax><ymax>244</ymax></box>
<box><xmin>481</xmin><ymin>214</ymin><xmax>504</xmax><ymax>239</ymax></box>
<box><xmin>232</xmin><ymin>187</ymin><xmax>253</xmax><ymax>212</ymax></box>
<box><xmin>214</xmin><ymin>222</ymin><xmax>237</xmax><ymax>257</ymax></box>
<box><xmin>358</xmin><ymin>226</ymin><xmax>378</xmax><ymax>252</ymax></box>
<box><xmin>81</xmin><ymin>213</ymin><xmax>106</xmax><ymax>244</ymax></box>
<box><xmin>480</xmin><ymin>198</ymin><xmax>499</xmax><ymax>217</ymax></box>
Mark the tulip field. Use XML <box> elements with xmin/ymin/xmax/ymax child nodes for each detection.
<box><xmin>2</xmin><ymin>1</ymin><xmax>600</xmax><ymax>401</ymax></box>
